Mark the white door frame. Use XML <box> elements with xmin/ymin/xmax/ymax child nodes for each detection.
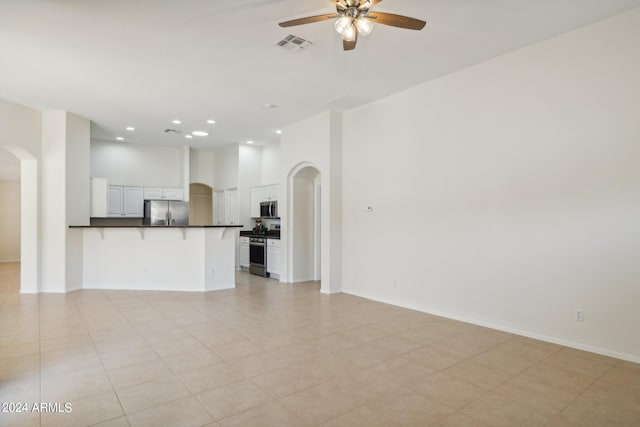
<box><xmin>286</xmin><ymin>162</ymin><xmax>322</xmax><ymax>285</ymax></box>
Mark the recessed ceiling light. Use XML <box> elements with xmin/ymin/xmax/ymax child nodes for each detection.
<box><xmin>247</xmin><ymin>140</ymin><xmax>254</xmax><ymax>144</ymax></box>
<box><xmin>172</xmin><ymin>120</ymin><xmax>182</xmax><ymax>124</ymax></box>
<box><xmin>126</xmin><ymin>126</ymin><xmax>135</xmax><ymax>131</ymax></box>
<box><xmin>207</xmin><ymin>120</ymin><xmax>216</xmax><ymax>124</ymax></box>
<box><xmin>116</xmin><ymin>137</ymin><xmax>124</xmax><ymax>141</ymax></box>
<box><xmin>192</xmin><ymin>131</ymin><xmax>208</xmax><ymax>137</ymax></box>
<box><xmin>185</xmin><ymin>135</ymin><xmax>193</xmax><ymax>139</ymax></box>
<box><xmin>276</xmin><ymin>130</ymin><xmax>282</xmax><ymax>134</ymax></box>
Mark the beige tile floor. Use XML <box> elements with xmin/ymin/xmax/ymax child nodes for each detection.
<box><xmin>1</xmin><ymin>262</ymin><xmax>639</xmax><ymax>427</ymax></box>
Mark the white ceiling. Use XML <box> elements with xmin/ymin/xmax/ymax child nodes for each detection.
<box><xmin>1</xmin><ymin>0</ymin><xmax>639</xmax><ymax>153</ymax></box>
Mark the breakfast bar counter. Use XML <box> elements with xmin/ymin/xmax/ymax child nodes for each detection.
<box><xmin>68</xmin><ymin>225</ymin><xmax>243</xmax><ymax>292</ymax></box>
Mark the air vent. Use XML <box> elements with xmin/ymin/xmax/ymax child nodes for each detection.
<box><xmin>164</xmin><ymin>129</ymin><xmax>182</xmax><ymax>134</ymax></box>
<box><xmin>277</xmin><ymin>34</ymin><xmax>312</xmax><ymax>52</ymax></box>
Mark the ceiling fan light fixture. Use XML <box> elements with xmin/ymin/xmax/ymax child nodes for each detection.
<box><xmin>355</xmin><ymin>17</ymin><xmax>373</xmax><ymax>36</ymax></box>
<box><xmin>334</xmin><ymin>16</ymin><xmax>352</xmax><ymax>36</ymax></box>
<box><xmin>342</xmin><ymin>23</ymin><xmax>357</xmax><ymax>41</ymax></box>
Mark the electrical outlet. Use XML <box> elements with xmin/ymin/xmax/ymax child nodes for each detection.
<box><xmin>574</xmin><ymin>308</ymin><xmax>584</xmax><ymax>322</ymax></box>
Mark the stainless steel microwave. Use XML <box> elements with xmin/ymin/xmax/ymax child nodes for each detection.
<box><xmin>260</xmin><ymin>201</ymin><xmax>278</xmax><ymax>218</ymax></box>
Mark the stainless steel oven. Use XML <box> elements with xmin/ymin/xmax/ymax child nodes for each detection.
<box><xmin>249</xmin><ymin>237</ymin><xmax>267</xmax><ymax>277</ymax></box>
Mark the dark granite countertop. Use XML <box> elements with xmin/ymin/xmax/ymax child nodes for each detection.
<box><xmin>69</xmin><ymin>225</ymin><xmax>244</xmax><ymax>228</ymax></box>
<box><xmin>239</xmin><ymin>231</ymin><xmax>280</xmax><ymax>239</ymax></box>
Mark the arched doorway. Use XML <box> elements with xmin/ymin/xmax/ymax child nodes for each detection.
<box><xmin>189</xmin><ymin>183</ymin><xmax>213</xmax><ymax>225</ymax></box>
<box><xmin>0</xmin><ymin>145</ymin><xmax>38</xmax><ymax>293</ymax></box>
<box><xmin>288</xmin><ymin>164</ymin><xmax>321</xmax><ymax>284</ymax></box>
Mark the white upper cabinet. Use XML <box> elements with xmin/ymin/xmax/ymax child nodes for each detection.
<box><xmin>107</xmin><ymin>186</ymin><xmax>124</xmax><ymax>217</ymax></box>
<box><xmin>162</xmin><ymin>188</ymin><xmax>184</xmax><ymax>200</ymax></box>
<box><xmin>250</xmin><ymin>184</ymin><xmax>280</xmax><ymax>217</ymax></box>
<box><xmin>108</xmin><ymin>185</ymin><xmax>144</xmax><ymax>217</ymax></box>
<box><xmin>123</xmin><ymin>187</ymin><xmax>144</xmax><ymax>217</ymax></box>
<box><xmin>144</xmin><ymin>187</ymin><xmax>184</xmax><ymax>200</ymax></box>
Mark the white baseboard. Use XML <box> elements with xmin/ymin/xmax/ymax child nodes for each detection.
<box><xmin>343</xmin><ymin>288</ymin><xmax>640</xmax><ymax>364</ymax></box>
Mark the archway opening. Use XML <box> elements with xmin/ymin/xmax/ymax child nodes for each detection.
<box><xmin>0</xmin><ymin>145</ymin><xmax>38</xmax><ymax>293</ymax></box>
<box><xmin>290</xmin><ymin>166</ymin><xmax>321</xmax><ymax>283</ymax></box>
<box><xmin>189</xmin><ymin>183</ymin><xmax>213</xmax><ymax>225</ymax></box>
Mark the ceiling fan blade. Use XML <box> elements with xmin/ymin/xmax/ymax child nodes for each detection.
<box><xmin>279</xmin><ymin>13</ymin><xmax>338</xmax><ymax>27</ymax></box>
<box><xmin>367</xmin><ymin>12</ymin><xmax>426</xmax><ymax>30</ymax></box>
<box><xmin>343</xmin><ymin>28</ymin><xmax>358</xmax><ymax>51</ymax></box>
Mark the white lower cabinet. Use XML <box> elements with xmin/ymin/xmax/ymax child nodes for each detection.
<box><xmin>267</xmin><ymin>239</ymin><xmax>281</xmax><ymax>277</ymax></box>
<box><xmin>239</xmin><ymin>237</ymin><xmax>250</xmax><ymax>268</ymax></box>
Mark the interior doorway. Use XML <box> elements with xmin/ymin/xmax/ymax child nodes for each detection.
<box><xmin>189</xmin><ymin>183</ymin><xmax>213</xmax><ymax>225</ymax></box>
<box><xmin>0</xmin><ymin>149</ymin><xmax>21</xmax><ymax>263</ymax></box>
<box><xmin>0</xmin><ymin>145</ymin><xmax>38</xmax><ymax>293</ymax></box>
<box><xmin>290</xmin><ymin>166</ymin><xmax>321</xmax><ymax>282</ymax></box>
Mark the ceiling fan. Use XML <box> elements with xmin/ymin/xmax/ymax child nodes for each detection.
<box><xmin>278</xmin><ymin>0</ymin><xmax>426</xmax><ymax>51</ymax></box>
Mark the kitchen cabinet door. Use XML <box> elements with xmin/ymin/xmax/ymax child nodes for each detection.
<box><xmin>213</xmin><ymin>190</ymin><xmax>226</xmax><ymax>225</ymax></box>
<box><xmin>108</xmin><ymin>185</ymin><xmax>144</xmax><ymax>217</ymax></box>
<box><xmin>163</xmin><ymin>188</ymin><xmax>183</xmax><ymax>200</ymax></box>
<box><xmin>267</xmin><ymin>239</ymin><xmax>281</xmax><ymax>276</ymax></box>
<box><xmin>123</xmin><ymin>187</ymin><xmax>144</xmax><ymax>217</ymax></box>
<box><xmin>107</xmin><ymin>186</ymin><xmax>124</xmax><ymax>217</ymax></box>
<box><xmin>240</xmin><ymin>238</ymin><xmax>250</xmax><ymax>268</ymax></box>
<box><xmin>225</xmin><ymin>188</ymin><xmax>238</xmax><ymax>225</ymax></box>
<box><xmin>144</xmin><ymin>187</ymin><xmax>163</xmax><ymax>200</ymax></box>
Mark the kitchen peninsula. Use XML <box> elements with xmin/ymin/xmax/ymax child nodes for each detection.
<box><xmin>69</xmin><ymin>225</ymin><xmax>242</xmax><ymax>292</ymax></box>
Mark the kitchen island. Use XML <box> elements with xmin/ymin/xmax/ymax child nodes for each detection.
<box><xmin>68</xmin><ymin>225</ymin><xmax>242</xmax><ymax>292</ymax></box>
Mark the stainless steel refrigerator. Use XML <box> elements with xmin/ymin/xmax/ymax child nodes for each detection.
<box><xmin>143</xmin><ymin>200</ymin><xmax>189</xmax><ymax>226</ymax></box>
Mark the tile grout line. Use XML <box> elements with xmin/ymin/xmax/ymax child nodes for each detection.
<box><xmin>76</xmin><ymin>289</ymin><xmax>132</xmax><ymax>426</ymax></box>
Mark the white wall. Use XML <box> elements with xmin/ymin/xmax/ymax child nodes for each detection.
<box><xmin>91</xmin><ymin>139</ymin><xmax>184</xmax><ymax>187</ymax></box>
<box><xmin>261</xmin><ymin>142</ymin><xmax>281</xmax><ymax>185</ymax></box>
<box><xmin>190</xmin><ymin>149</ymin><xmax>215</xmax><ymax>188</ymax></box>
<box><xmin>40</xmin><ymin>111</ymin><xmax>67</xmax><ymax>292</ymax></box>
<box><xmin>280</xmin><ymin>111</ymin><xmax>342</xmax><ymax>293</ymax></box>
<box><xmin>238</xmin><ymin>145</ymin><xmax>262</xmax><ymax>231</ymax></box>
<box><xmin>0</xmin><ymin>99</ymin><xmax>42</xmax><ymax>159</ymax></box>
<box><xmin>0</xmin><ymin>182</ymin><xmax>21</xmax><ymax>262</ymax></box>
<box><xmin>66</xmin><ymin>113</ymin><xmax>90</xmax><ymax>226</ymax></box>
<box><xmin>213</xmin><ymin>144</ymin><xmax>239</xmax><ymax>190</ymax></box>
<box><xmin>0</xmin><ymin>99</ymin><xmax>41</xmax><ymax>292</ymax></box>
<box><xmin>41</xmin><ymin>111</ymin><xmax>91</xmax><ymax>292</ymax></box>
<box><xmin>341</xmin><ymin>9</ymin><xmax>640</xmax><ymax>361</ymax></box>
